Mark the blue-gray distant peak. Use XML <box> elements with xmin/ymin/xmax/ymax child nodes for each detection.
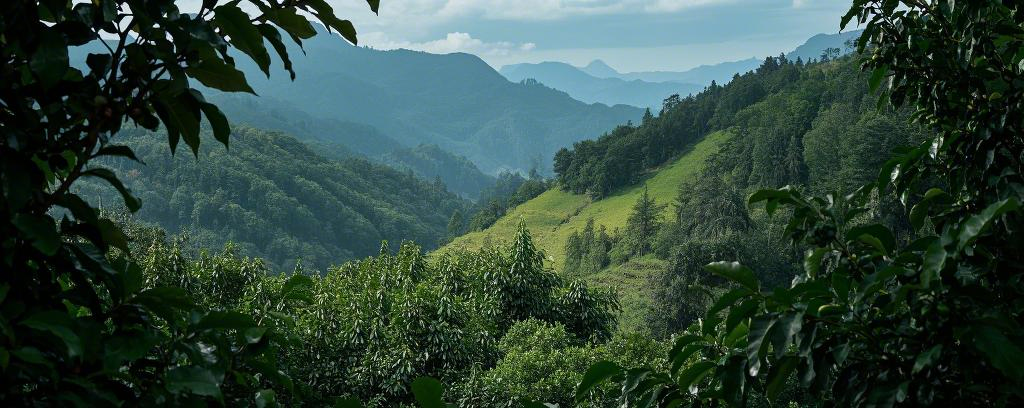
<box><xmin>581</xmin><ymin>60</ymin><xmax>621</xmax><ymax>79</ymax></box>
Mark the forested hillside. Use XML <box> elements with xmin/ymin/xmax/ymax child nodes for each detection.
<box><xmin>445</xmin><ymin>55</ymin><xmax>929</xmax><ymax>336</ymax></box>
<box><xmin>77</xmin><ymin>127</ymin><xmax>469</xmax><ymax>271</ymax></box>
<box><xmin>381</xmin><ymin>144</ymin><xmax>496</xmax><ymax>199</ymax></box>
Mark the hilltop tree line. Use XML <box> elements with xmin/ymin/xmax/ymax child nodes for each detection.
<box><xmin>555</xmin><ymin>53</ymin><xmax>848</xmax><ymax>198</ymax></box>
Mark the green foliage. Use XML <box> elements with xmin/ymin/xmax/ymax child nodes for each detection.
<box><xmin>0</xmin><ymin>0</ymin><xmax>376</xmax><ymax>404</ymax></box>
<box><xmin>624</xmin><ymin>186</ymin><xmax>666</xmax><ymax>257</ymax></box>
<box><xmin>564</xmin><ymin>219</ymin><xmax>612</xmax><ymax>277</ymax></box>
<box><xmin>77</xmin><ymin>127</ymin><xmax>467</xmax><ymax>271</ymax></box>
<box><xmin>112</xmin><ymin>219</ymin><xmax>619</xmax><ymax>406</ymax></box>
<box><xmin>458</xmin><ymin>319</ymin><xmax>667</xmax><ymax>408</ymax></box>
<box><xmin>581</xmin><ymin>0</ymin><xmax>1024</xmax><ymax>406</ymax></box>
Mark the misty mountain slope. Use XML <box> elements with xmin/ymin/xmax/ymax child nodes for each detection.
<box><xmin>500</xmin><ymin>62</ymin><xmax>702</xmax><ymax>109</ymax></box>
<box><xmin>382</xmin><ymin>144</ymin><xmax>497</xmax><ymax>199</ymax></box>
<box><xmin>235</xmin><ymin>32</ymin><xmax>642</xmax><ymax>175</ymax></box>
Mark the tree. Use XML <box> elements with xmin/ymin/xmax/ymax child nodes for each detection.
<box><xmin>624</xmin><ymin>186</ymin><xmax>666</xmax><ymax>257</ymax></box>
<box><xmin>0</xmin><ymin>0</ymin><xmax>377</xmax><ymax>404</ymax></box>
<box><xmin>447</xmin><ymin>209</ymin><xmax>466</xmax><ymax>239</ymax></box>
<box><xmin>580</xmin><ymin>1</ymin><xmax>1024</xmax><ymax>406</ymax></box>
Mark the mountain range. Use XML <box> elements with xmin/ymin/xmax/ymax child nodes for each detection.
<box><xmin>498</xmin><ymin>30</ymin><xmax>863</xmax><ymax>110</ymax></box>
<box><xmin>230</xmin><ymin>30</ymin><xmax>642</xmax><ymax>175</ymax></box>
<box><xmin>500</xmin><ymin>62</ymin><xmax>703</xmax><ymax>110</ymax></box>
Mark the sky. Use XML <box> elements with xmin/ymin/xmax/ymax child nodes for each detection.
<box><xmin>184</xmin><ymin>0</ymin><xmax>855</xmax><ymax>72</ymax></box>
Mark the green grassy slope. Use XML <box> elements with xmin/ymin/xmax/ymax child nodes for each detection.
<box><xmin>439</xmin><ymin>130</ymin><xmax>730</xmax><ymax>269</ymax></box>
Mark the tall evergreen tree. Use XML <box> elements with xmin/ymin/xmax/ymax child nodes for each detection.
<box><xmin>563</xmin><ymin>230</ymin><xmax>584</xmax><ymax>276</ymax></box>
<box><xmin>625</xmin><ymin>186</ymin><xmax>666</xmax><ymax>257</ymax></box>
<box><xmin>447</xmin><ymin>209</ymin><xmax>465</xmax><ymax>239</ymax></box>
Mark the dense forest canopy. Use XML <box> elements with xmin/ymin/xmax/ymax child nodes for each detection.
<box><xmin>77</xmin><ymin>127</ymin><xmax>468</xmax><ymax>271</ymax></box>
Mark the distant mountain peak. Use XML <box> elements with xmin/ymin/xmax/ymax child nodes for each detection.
<box><xmin>581</xmin><ymin>59</ymin><xmax>620</xmax><ymax>78</ymax></box>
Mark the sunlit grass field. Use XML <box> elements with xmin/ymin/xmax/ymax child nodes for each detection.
<box><xmin>438</xmin><ymin>130</ymin><xmax>730</xmax><ymax>270</ymax></box>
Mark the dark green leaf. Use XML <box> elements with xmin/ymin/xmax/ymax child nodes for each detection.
<box><xmin>334</xmin><ymin>397</ymin><xmax>364</xmax><ymax>408</ymax></box>
<box><xmin>30</xmin><ymin>28</ymin><xmax>69</xmax><ymax>89</ymax></box>
<box><xmin>411</xmin><ymin>376</ymin><xmax>446</xmax><ymax>408</ymax></box>
<box><xmin>670</xmin><ymin>344</ymin><xmax>704</xmax><ymax>377</ymax></box>
<box><xmin>281</xmin><ymin>273</ymin><xmax>314</xmax><ymax>302</ymax></box>
<box><xmin>770</xmin><ymin>312</ymin><xmax>803</xmax><ymax>359</ymax></box>
<box><xmin>973</xmin><ymin>325</ymin><xmax>1024</xmax><ymax>381</ymax></box>
<box><xmin>726</xmin><ymin>299</ymin><xmax>760</xmax><ymax>333</ymax></box>
<box><xmin>913</xmin><ymin>345</ymin><xmax>942</xmax><ymax>374</ymax></box>
<box><xmin>707</xmin><ymin>288</ymin><xmax>752</xmax><ymax>316</ymax></box>
<box><xmin>765</xmin><ymin>356</ymin><xmax>798</xmax><ymax>401</ymax></box>
<box><xmin>186</xmin><ymin>59</ymin><xmax>255</xmax><ymax>94</ymax></box>
<box><xmin>677</xmin><ymin>361</ymin><xmax>716</xmax><ymax>393</ymax></box>
<box><xmin>746</xmin><ymin>315</ymin><xmax>774</xmax><ymax>376</ymax></box>
<box><xmin>268</xmin><ymin>8</ymin><xmax>317</xmax><ymax>39</ymax></box>
<box><xmin>255</xmin><ymin>389</ymin><xmax>276</xmax><ymax>408</ymax></box>
<box><xmin>869</xmin><ymin>65</ymin><xmax>889</xmax><ymax>92</ymax></box>
<box><xmin>804</xmin><ymin>247</ymin><xmax>828</xmax><ymax>278</ymax></box>
<box><xmin>200</xmin><ymin>102</ymin><xmax>231</xmax><ymax>148</ymax></box>
<box><xmin>847</xmin><ymin>224</ymin><xmax>896</xmax><ymax>255</ymax></box>
<box><xmin>97</xmin><ymin>218</ymin><xmax>129</xmax><ymax>252</ymax></box>
<box><xmin>196</xmin><ymin>311</ymin><xmax>258</xmax><ymax>330</ymax></box>
<box><xmin>165</xmin><ymin>366</ymin><xmax>223</xmax><ymax>399</ymax></box>
<box><xmin>921</xmin><ymin>240</ymin><xmax>946</xmax><ymax>287</ymax></box>
<box><xmin>576</xmin><ymin>360</ymin><xmax>621</xmax><ymax>401</ymax></box>
<box><xmin>12</xmin><ymin>214</ymin><xmax>61</xmax><ymax>256</ymax></box>
<box><xmin>705</xmin><ymin>261</ymin><xmax>759</xmax><ymax>292</ymax></box>
<box><xmin>21</xmin><ymin>311</ymin><xmax>83</xmax><ymax>358</ymax></box>
<box><xmin>95</xmin><ymin>145</ymin><xmax>143</xmax><ymax>163</ymax></box>
<box><xmin>215</xmin><ymin>5</ymin><xmax>272</xmax><ymax>75</ymax></box>
<box><xmin>305</xmin><ymin>0</ymin><xmax>358</xmax><ymax>44</ymax></box>
<box><xmin>258</xmin><ymin>24</ymin><xmax>296</xmax><ymax>80</ymax></box>
<box><xmin>83</xmin><ymin>168</ymin><xmax>141</xmax><ymax>211</ymax></box>
<box><xmin>957</xmin><ymin>198</ymin><xmax>1019</xmax><ymax>250</ymax></box>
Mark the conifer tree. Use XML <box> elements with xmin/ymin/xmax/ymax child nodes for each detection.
<box><xmin>625</xmin><ymin>186</ymin><xmax>666</xmax><ymax>257</ymax></box>
<box><xmin>447</xmin><ymin>209</ymin><xmax>465</xmax><ymax>239</ymax></box>
<box><xmin>564</xmin><ymin>230</ymin><xmax>584</xmax><ymax>276</ymax></box>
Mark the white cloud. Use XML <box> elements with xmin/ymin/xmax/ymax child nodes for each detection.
<box><xmin>362</xmin><ymin>32</ymin><xmax>538</xmax><ymax>57</ymax></box>
<box><xmin>792</xmin><ymin>0</ymin><xmax>809</xmax><ymax>7</ymax></box>
<box><xmin>644</xmin><ymin>0</ymin><xmax>734</xmax><ymax>13</ymax></box>
<box><xmin>331</xmin><ymin>0</ymin><xmax>733</xmax><ymax>23</ymax></box>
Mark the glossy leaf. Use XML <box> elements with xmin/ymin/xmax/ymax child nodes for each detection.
<box><xmin>576</xmin><ymin>360</ymin><xmax>621</xmax><ymax>401</ymax></box>
<box><xmin>705</xmin><ymin>261</ymin><xmax>759</xmax><ymax>292</ymax></box>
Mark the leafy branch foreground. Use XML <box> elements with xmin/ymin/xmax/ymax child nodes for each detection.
<box><xmin>0</xmin><ymin>0</ymin><xmax>381</xmax><ymax>405</ymax></box>
<box><xmin>579</xmin><ymin>1</ymin><xmax>1024</xmax><ymax>406</ymax></box>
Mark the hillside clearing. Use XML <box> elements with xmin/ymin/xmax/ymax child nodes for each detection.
<box><xmin>438</xmin><ymin>130</ymin><xmax>730</xmax><ymax>269</ymax></box>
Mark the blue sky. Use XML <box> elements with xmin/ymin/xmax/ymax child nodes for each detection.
<box><xmin>182</xmin><ymin>0</ymin><xmax>854</xmax><ymax>72</ymax></box>
<box><xmin>337</xmin><ymin>0</ymin><xmax>855</xmax><ymax>71</ymax></box>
